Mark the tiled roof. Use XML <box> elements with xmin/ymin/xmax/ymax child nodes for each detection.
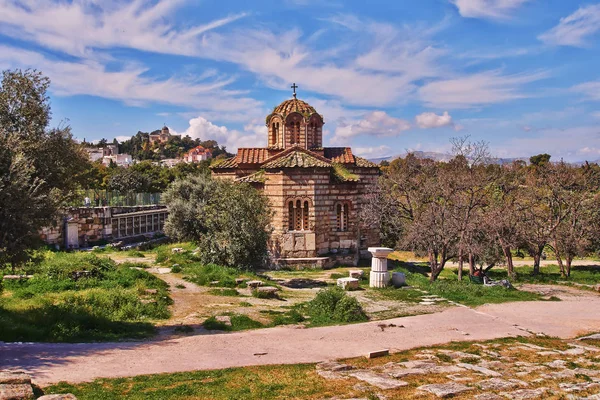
<box><xmin>323</xmin><ymin>147</ymin><xmax>355</xmax><ymax>164</ymax></box>
<box><xmin>272</xmin><ymin>98</ymin><xmax>318</xmax><ymax>116</ymax></box>
<box><xmin>210</xmin><ymin>157</ymin><xmax>238</xmax><ymax>169</ymax></box>
<box><xmin>332</xmin><ymin>163</ymin><xmax>360</xmax><ymax>182</ymax></box>
<box><xmin>355</xmin><ymin>156</ymin><xmax>379</xmax><ymax>168</ymax></box>
<box><xmin>262</xmin><ymin>150</ymin><xmax>331</xmax><ymax>169</ymax></box>
<box><xmin>236</xmin><ymin>170</ymin><xmax>267</xmax><ymax>183</ymax></box>
<box><xmin>236</xmin><ymin>148</ymin><xmax>271</xmax><ymax>164</ymax></box>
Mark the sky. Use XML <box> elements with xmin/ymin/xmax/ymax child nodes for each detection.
<box><xmin>1</xmin><ymin>0</ymin><xmax>599</xmax><ymax>161</ymax></box>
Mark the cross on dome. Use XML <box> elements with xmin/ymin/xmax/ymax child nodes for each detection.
<box><xmin>291</xmin><ymin>83</ymin><xmax>298</xmax><ymax>99</ymax></box>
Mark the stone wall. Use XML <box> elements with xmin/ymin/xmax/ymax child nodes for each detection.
<box><xmin>40</xmin><ymin>205</ymin><xmax>168</xmax><ymax>249</ymax></box>
<box><xmin>261</xmin><ymin>166</ymin><xmax>380</xmax><ymax>263</ymax></box>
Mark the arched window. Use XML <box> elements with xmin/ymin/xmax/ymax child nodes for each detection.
<box><xmin>271</xmin><ymin>122</ymin><xmax>277</xmax><ymax>146</ymax></box>
<box><xmin>303</xmin><ymin>201</ymin><xmax>309</xmax><ymax>230</ymax></box>
<box><xmin>288</xmin><ymin>199</ymin><xmax>311</xmax><ymax>231</ymax></box>
<box><xmin>288</xmin><ymin>201</ymin><xmax>294</xmax><ymax>230</ymax></box>
<box><xmin>336</xmin><ymin>202</ymin><xmax>350</xmax><ymax>232</ymax></box>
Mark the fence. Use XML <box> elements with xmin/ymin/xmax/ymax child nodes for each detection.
<box><xmin>69</xmin><ymin>190</ymin><xmax>163</xmax><ymax>207</ymax></box>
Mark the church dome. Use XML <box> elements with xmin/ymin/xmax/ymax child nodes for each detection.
<box><xmin>273</xmin><ymin>98</ymin><xmax>318</xmax><ymax>116</ymax></box>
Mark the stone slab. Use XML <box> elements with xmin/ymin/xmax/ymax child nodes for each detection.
<box><xmin>417</xmin><ymin>383</ymin><xmax>473</xmax><ymax>398</ymax></box>
<box><xmin>348</xmin><ymin>370</ymin><xmax>407</xmax><ymax>390</ymax></box>
<box><xmin>0</xmin><ymin>383</ymin><xmax>34</xmax><ymax>400</ymax></box>
<box><xmin>366</xmin><ymin>349</ymin><xmax>389</xmax><ymax>359</ymax></box>
<box><xmin>337</xmin><ymin>277</ymin><xmax>359</xmax><ymax>291</ymax></box>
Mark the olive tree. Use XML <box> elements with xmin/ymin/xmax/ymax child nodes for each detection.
<box><xmin>164</xmin><ymin>175</ymin><xmax>272</xmax><ymax>269</ymax></box>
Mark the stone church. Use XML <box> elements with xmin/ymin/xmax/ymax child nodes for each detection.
<box><xmin>211</xmin><ymin>87</ymin><xmax>380</xmax><ymax>266</ymax></box>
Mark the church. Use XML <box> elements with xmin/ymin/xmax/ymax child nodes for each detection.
<box><xmin>211</xmin><ymin>85</ymin><xmax>380</xmax><ymax>267</ymax></box>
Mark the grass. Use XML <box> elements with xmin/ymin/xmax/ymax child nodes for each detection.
<box><xmin>208</xmin><ymin>288</ymin><xmax>240</xmax><ymax>297</ymax></box>
<box><xmin>0</xmin><ymin>252</ymin><xmax>171</xmax><ymax>342</ymax></box>
<box><xmin>43</xmin><ymin>364</ymin><xmax>343</xmax><ymax>400</ymax></box>
<box><xmin>364</xmin><ymin>286</ymin><xmax>423</xmax><ymax>303</ymax></box>
<box><xmin>41</xmin><ymin>335</ymin><xmax>600</xmax><ymax>400</ymax></box>
<box><xmin>203</xmin><ymin>314</ymin><xmax>264</xmax><ymax>331</ymax></box>
<box><xmin>488</xmin><ymin>264</ymin><xmax>600</xmax><ymax>286</ymax></box>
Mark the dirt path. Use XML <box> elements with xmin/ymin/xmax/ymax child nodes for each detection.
<box><xmin>2</xmin><ymin>285</ymin><xmax>599</xmax><ymax>386</ymax></box>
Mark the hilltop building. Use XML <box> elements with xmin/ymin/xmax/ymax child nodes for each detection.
<box><xmin>149</xmin><ymin>125</ymin><xmax>180</xmax><ymax>144</ymax></box>
<box><xmin>211</xmin><ymin>86</ymin><xmax>380</xmax><ymax>266</ymax></box>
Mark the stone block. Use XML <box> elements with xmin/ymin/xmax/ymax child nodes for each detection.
<box><xmin>247</xmin><ymin>280</ymin><xmax>263</xmax><ymax>289</ymax></box>
<box><xmin>391</xmin><ymin>272</ymin><xmax>406</xmax><ymax>287</ymax></box>
<box><xmin>294</xmin><ymin>236</ymin><xmax>305</xmax><ymax>251</ymax></box>
<box><xmin>255</xmin><ymin>286</ymin><xmax>279</xmax><ymax>298</ymax></box>
<box><xmin>0</xmin><ymin>383</ymin><xmax>34</xmax><ymax>400</ymax></box>
<box><xmin>282</xmin><ymin>235</ymin><xmax>294</xmax><ymax>251</ymax></box>
<box><xmin>37</xmin><ymin>395</ymin><xmax>78</xmax><ymax>400</ymax></box>
<box><xmin>330</xmin><ymin>241</ymin><xmax>340</xmax><ymax>249</ymax></box>
<box><xmin>171</xmin><ymin>247</ymin><xmax>184</xmax><ymax>253</ymax></box>
<box><xmin>340</xmin><ymin>239</ymin><xmax>352</xmax><ymax>249</ymax></box>
<box><xmin>418</xmin><ymin>383</ymin><xmax>473</xmax><ymax>398</ymax></box>
<box><xmin>349</xmin><ymin>270</ymin><xmax>364</xmax><ymax>279</ymax></box>
<box><xmin>305</xmin><ymin>233</ymin><xmax>316</xmax><ymax>251</ymax></box>
<box><xmin>337</xmin><ymin>277</ymin><xmax>359</xmax><ymax>290</ymax></box>
<box><xmin>0</xmin><ymin>372</ymin><xmax>31</xmax><ymax>385</ymax></box>
<box><xmin>366</xmin><ymin>349</ymin><xmax>389</xmax><ymax>358</ymax></box>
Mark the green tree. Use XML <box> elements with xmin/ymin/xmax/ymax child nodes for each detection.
<box><xmin>0</xmin><ymin>69</ymin><xmax>90</xmax><ymax>267</ymax></box>
<box><xmin>164</xmin><ymin>175</ymin><xmax>272</xmax><ymax>269</ymax></box>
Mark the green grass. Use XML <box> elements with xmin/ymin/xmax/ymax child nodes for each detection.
<box><xmin>488</xmin><ymin>264</ymin><xmax>600</xmax><ymax>285</ymax></box>
<box><xmin>182</xmin><ymin>264</ymin><xmax>259</xmax><ymax>288</ymax></box>
<box><xmin>208</xmin><ymin>288</ymin><xmax>240</xmax><ymax>297</ymax></box>
<box><xmin>0</xmin><ymin>252</ymin><xmax>171</xmax><ymax>342</ymax></box>
<box><xmin>389</xmin><ymin>261</ymin><xmax>543</xmax><ymax>307</ymax></box>
<box><xmin>203</xmin><ymin>314</ymin><xmax>264</xmax><ymax>331</ymax></box>
<box><xmin>43</xmin><ymin>363</ymin><xmax>339</xmax><ymax>400</ymax></box>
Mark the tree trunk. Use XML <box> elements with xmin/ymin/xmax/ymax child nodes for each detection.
<box><xmin>554</xmin><ymin>238</ymin><xmax>566</xmax><ymax>278</ymax></box>
<box><xmin>429</xmin><ymin>250</ymin><xmax>437</xmax><ymax>282</ymax></box>
<box><xmin>566</xmin><ymin>254</ymin><xmax>572</xmax><ymax>278</ymax></box>
<box><xmin>503</xmin><ymin>246</ymin><xmax>515</xmax><ymax>279</ymax></box>
<box><xmin>532</xmin><ymin>247</ymin><xmax>542</xmax><ymax>275</ymax></box>
<box><xmin>469</xmin><ymin>253</ymin><xmax>475</xmax><ymax>276</ymax></box>
<box><xmin>458</xmin><ymin>248</ymin><xmax>464</xmax><ymax>281</ymax></box>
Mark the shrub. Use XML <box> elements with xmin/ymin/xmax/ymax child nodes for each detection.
<box><xmin>183</xmin><ymin>263</ymin><xmax>249</xmax><ymax>288</ymax></box>
<box><xmin>305</xmin><ymin>287</ymin><xmax>367</xmax><ymax>326</ymax></box>
<box><xmin>164</xmin><ymin>175</ymin><xmax>271</xmax><ymax>269</ymax></box>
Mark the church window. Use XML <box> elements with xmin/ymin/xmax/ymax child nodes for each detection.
<box><xmin>336</xmin><ymin>202</ymin><xmax>350</xmax><ymax>232</ymax></box>
<box><xmin>303</xmin><ymin>201</ymin><xmax>309</xmax><ymax>230</ymax></box>
<box><xmin>288</xmin><ymin>199</ymin><xmax>311</xmax><ymax>231</ymax></box>
<box><xmin>271</xmin><ymin>123</ymin><xmax>277</xmax><ymax>146</ymax></box>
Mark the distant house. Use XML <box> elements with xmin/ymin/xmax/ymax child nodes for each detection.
<box><xmin>102</xmin><ymin>154</ymin><xmax>133</xmax><ymax>167</ymax></box>
<box><xmin>184</xmin><ymin>145</ymin><xmax>212</xmax><ymax>163</ymax></box>
<box><xmin>149</xmin><ymin>126</ymin><xmax>180</xmax><ymax>145</ymax></box>
<box><xmin>85</xmin><ymin>143</ymin><xmax>133</xmax><ymax>167</ymax></box>
<box><xmin>161</xmin><ymin>158</ymin><xmax>183</xmax><ymax>168</ymax></box>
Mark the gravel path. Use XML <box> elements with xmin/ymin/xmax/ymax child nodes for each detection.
<box><xmin>1</xmin><ymin>285</ymin><xmax>599</xmax><ymax>386</ymax></box>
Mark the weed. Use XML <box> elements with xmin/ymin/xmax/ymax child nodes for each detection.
<box><xmin>239</xmin><ymin>301</ymin><xmax>253</xmax><ymax>307</ymax></box>
<box><xmin>436</xmin><ymin>353</ymin><xmax>453</xmax><ymax>363</ymax></box>
<box><xmin>304</xmin><ymin>287</ymin><xmax>367</xmax><ymax>326</ymax></box>
<box><xmin>209</xmin><ymin>288</ymin><xmax>240</xmax><ymax>297</ymax></box>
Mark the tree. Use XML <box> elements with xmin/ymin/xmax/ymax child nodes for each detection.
<box><xmin>0</xmin><ymin>69</ymin><xmax>90</xmax><ymax>267</ymax></box>
<box><xmin>164</xmin><ymin>175</ymin><xmax>272</xmax><ymax>269</ymax></box>
<box><xmin>107</xmin><ymin>168</ymin><xmax>151</xmax><ymax>193</ymax></box>
<box><xmin>529</xmin><ymin>153</ymin><xmax>551</xmax><ymax>167</ymax></box>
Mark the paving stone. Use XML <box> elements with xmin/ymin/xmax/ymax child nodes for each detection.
<box><xmin>417</xmin><ymin>383</ymin><xmax>473</xmax><ymax>398</ymax></box>
<box><xmin>446</xmin><ymin>374</ymin><xmax>473</xmax><ymax>381</ymax></box>
<box><xmin>559</xmin><ymin>381</ymin><xmax>600</xmax><ymax>393</ymax></box>
<box><xmin>438</xmin><ymin>350</ymin><xmax>481</xmax><ymax>360</ymax></box>
<box><xmin>475</xmin><ymin>394</ymin><xmax>505</xmax><ymax>400</ymax></box>
<box><xmin>0</xmin><ymin>372</ymin><xmax>31</xmax><ymax>385</ymax></box>
<box><xmin>457</xmin><ymin>363</ymin><xmax>502</xmax><ymax>377</ymax></box>
<box><xmin>545</xmin><ymin>360</ymin><xmax>568</xmax><ymax>368</ymax></box>
<box><xmin>500</xmin><ymin>387</ymin><xmax>549</xmax><ymax>400</ymax></box>
<box><xmin>317</xmin><ymin>361</ymin><xmax>354</xmax><ymax>373</ymax></box>
<box><xmin>0</xmin><ymin>383</ymin><xmax>34</xmax><ymax>400</ymax></box>
<box><xmin>37</xmin><ymin>395</ymin><xmax>78</xmax><ymax>400</ymax></box>
<box><xmin>536</xmin><ymin>350</ymin><xmax>560</xmax><ymax>356</ymax></box>
<box><xmin>477</xmin><ymin>378</ymin><xmax>526</xmax><ymax>391</ymax></box>
<box><xmin>347</xmin><ymin>370</ymin><xmax>408</xmax><ymax>390</ymax></box>
<box><xmin>578</xmin><ymin>333</ymin><xmax>600</xmax><ymax>341</ymax></box>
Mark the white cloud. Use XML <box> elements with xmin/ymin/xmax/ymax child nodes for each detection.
<box><xmin>182</xmin><ymin>116</ymin><xmax>266</xmax><ymax>151</ymax></box>
<box><xmin>0</xmin><ymin>0</ymin><xmax>247</xmax><ymax>57</ymax></box>
<box><xmin>0</xmin><ymin>45</ymin><xmax>260</xmax><ymax>117</ymax></box>
<box><xmin>592</xmin><ymin>112</ymin><xmax>600</xmax><ymax>119</ymax></box>
<box><xmin>572</xmin><ymin>81</ymin><xmax>600</xmax><ymax>101</ymax></box>
<box><xmin>353</xmin><ymin>145</ymin><xmax>392</xmax><ymax>159</ymax></box>
<box><xmin>415</xmin><ymin>111</ymin><xmax>454</xmax><ymax>129</ymax></box>
<box><xmin>419</xmin><ymin>70</ymin><xmax>548</xmax><ymax>109</ymax></box>
<box><xmin>501</xmin><ymin>125</ymin><xmax>600</xmax><ymax>162</ymax></box>
<box><xmin>539</xmin><ymin>4</ymin><xmax>600</xmax><ymax>47</ymax></box>
<box><xmin>334</xmin><ymin>111</ymin><xmax>411</xmax><ymax>143</ymax></box>
<box><xmin>451</xmin><ymin>0</ymin><xmax>529</xmax><ymax>20</ymax></box>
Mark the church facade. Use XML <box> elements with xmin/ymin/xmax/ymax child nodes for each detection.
<box><xmin>211</xmin><ymin>91</ymin><xmax>380</xmax><ymax>266</ymax></box>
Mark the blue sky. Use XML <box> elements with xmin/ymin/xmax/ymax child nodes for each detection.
<box><xmin>1</xmin><ymin>0</ymin><xmax>599</xmax><ymax>161</ymax></box>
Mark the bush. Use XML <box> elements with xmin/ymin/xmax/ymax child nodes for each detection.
<box><xmin>305</xmin><ymin>287</ymin><xmax>367</xmax><ymax>326</ymax></box>
<box><xmin>164</xmin><ymin>175</ymin><xmax>271</xmax><ymax>269</ymax></box>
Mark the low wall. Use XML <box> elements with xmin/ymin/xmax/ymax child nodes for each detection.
<box><xmin>40</xmin><ymin>206</ymin><xmax>168</xmax><ymax>249</ymax></box>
